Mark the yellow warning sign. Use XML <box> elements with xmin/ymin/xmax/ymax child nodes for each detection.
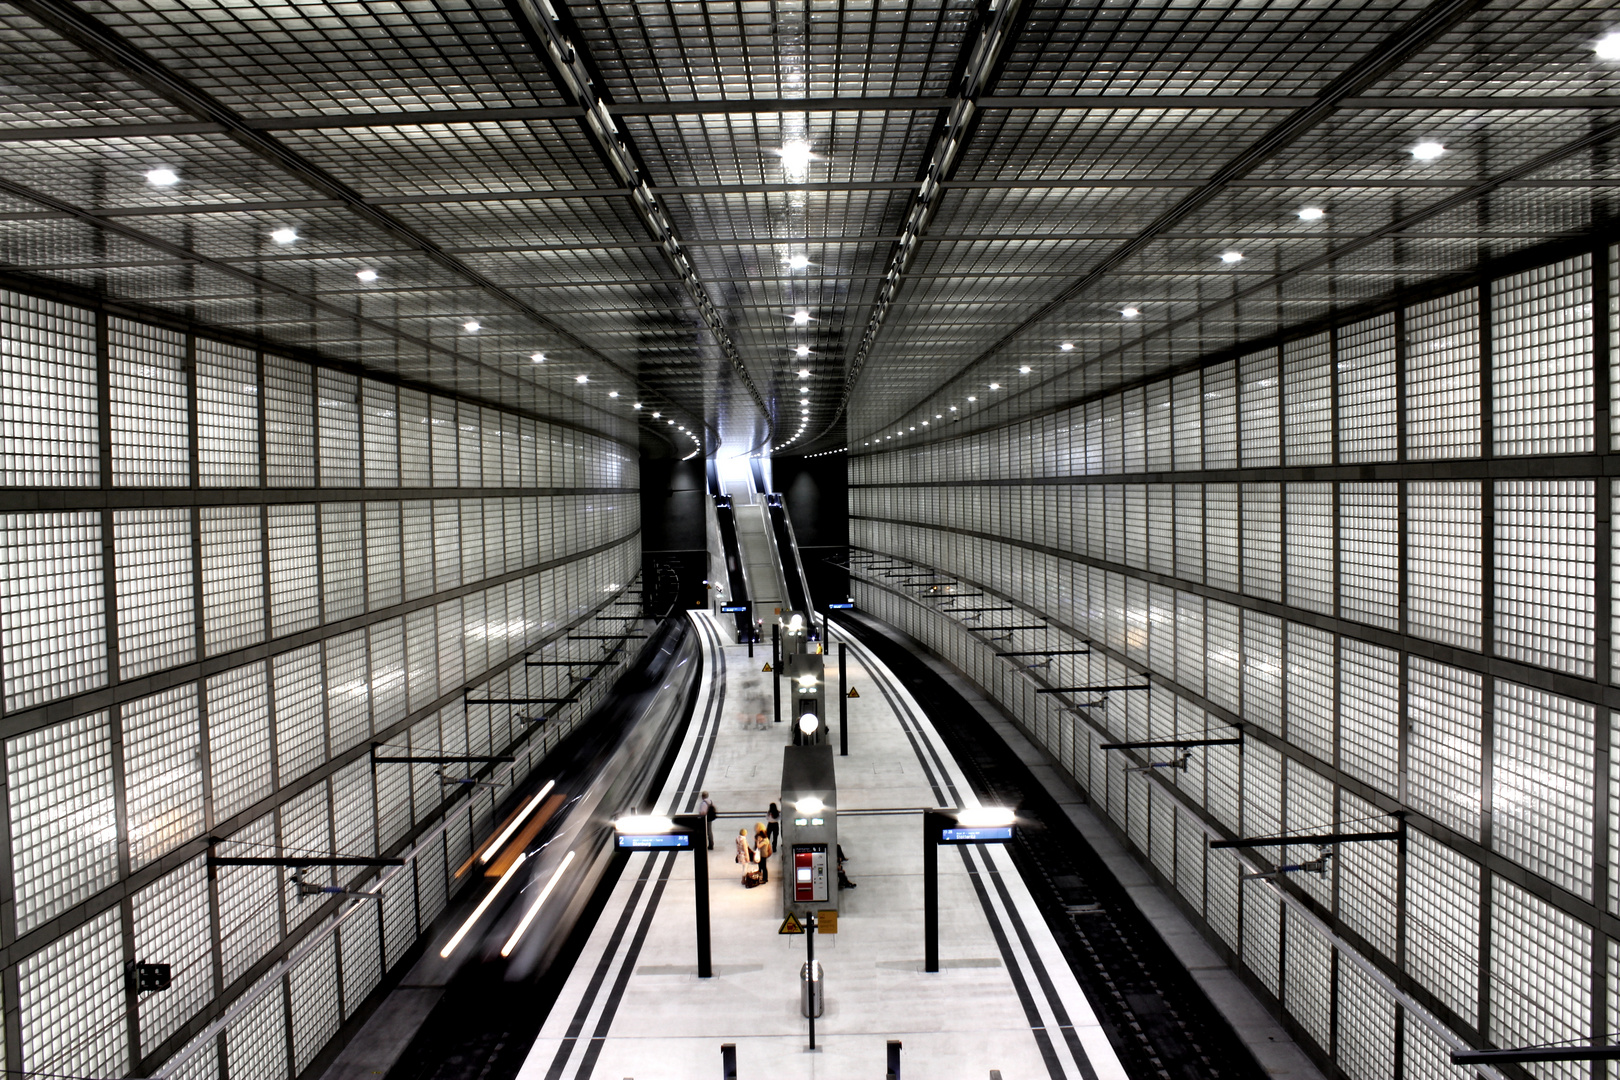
<box><xmin>779</xmin><ymin>912</ymin><xmax>804</xmax><ymax>935</ymax></box>
<box><xmin>847</xmin><ymin>687</ymin><xmax>860</xmax><ymax>698</ymax></box>
<box><xmin>817</xmin><ymin>910</ymin><xmax>838</xmax><ymax>934</ymax></box>
<box><xmin>762</xmin><ymin>662</ymin><xmax>772</xmax><ymax>672</ymax></box>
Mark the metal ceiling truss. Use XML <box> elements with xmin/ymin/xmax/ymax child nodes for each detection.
<box><xmin>502</xmin><ymin>0</ymin><xmax>771</xmax><ymax>433</ymax></box>
<box><xmin>5</xmin><ymin>0</ymin><xmax>714</xmax><ymax>444</ymax></box>
<box><xmin>7</xmin><ymin>95</ymin><xmax>1619</xmax><ymax>145</ymax></box>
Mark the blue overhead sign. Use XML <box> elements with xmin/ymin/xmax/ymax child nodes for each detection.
<box><xmin>720</xmin><ymin>604</ymin><xmax>749</xmax><ymax>613</ymax></box>
<box><xmin>940</xmin><ymin>826</ymin><xmax>1014</xmax><ymax>844</ymax></box>
<box><xmin>827</xmin><ymin>603</ymin><xmax>855</xmax><ymax>610</ymax></box>
<box><xmin>617</xmin><ymin>833</ymin><xmax>692</xmax><ymax>849</ymax></box>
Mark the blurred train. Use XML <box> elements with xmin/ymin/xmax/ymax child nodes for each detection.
<box><xmin>434</xmin><ymin>614</ymin><xmax>702</xmax><ymax>981</ymax></box>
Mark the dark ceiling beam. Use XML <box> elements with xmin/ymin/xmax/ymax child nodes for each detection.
<box><xmin>5</xmin><ymin>0</ymin><xmax>711</xmax><ymax>444</ymax></box>
<box><xmin>2</xmin><ymin>175</ymin><xmax>1614</xmax><ymax>226</ymax></box>
<box><xmin>6</xmin><ymin>94</ymin><xmax>1619</xmax><ymax>143</ymax></box>
<box><xmin>501</xmin><ymin>0</ymin><xmax>769</xmax><ymax>438</ymax></box>
<box><xmin>853</xmin><ymin>0</ymin><xmax>1508</xmax><ymax>438</ymax></box>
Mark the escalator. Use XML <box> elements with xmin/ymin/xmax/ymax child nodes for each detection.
<box><xmin>764</xmin><ymin>492</ymin><xmax>813</xmax><ymax>615</ymax></box>
<box><xmin>713</xmin><ymin>495</ymin><xmax>752</xmax><ymax>640</ymax></box>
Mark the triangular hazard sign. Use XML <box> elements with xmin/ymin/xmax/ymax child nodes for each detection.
<box><xmin>847</xmin><ymin>687</ymin><xmax>860</xmax><ymax>698</ymax></box>
<box><xmin>762</xmin><ymin>662</ymin><xmax>772</xmax><ymax>672</ymax></box>
<box><xmin>778</xmin><ymin>912</ymin><xmax>804</xmax><ymax>935</ymax></box>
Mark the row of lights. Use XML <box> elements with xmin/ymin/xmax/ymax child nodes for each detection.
<box><xmin>137</xmin><ymin>166</ymin><xmax>703</xmax><ymax>450</ymax></box>
<box><xmin>863</xmin><ymin>136</ymin><xmax>1475</xmax><ymax>445</ymax></box>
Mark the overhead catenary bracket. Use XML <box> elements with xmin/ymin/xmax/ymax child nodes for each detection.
<box><xmin>1210</xmin><ymin>828</ymin><xmax>1403</xmax><ymax>850</ymax></box>
<box><xmin>1099</xmin><ymin>737</ymin><xmax>1241</xmax><ymax>750</ymax></box>
<box><xmin>994</xmin><ymin>649</ymin><xmax>1091</xmax><ymax>657</ymax></box>
<box><xmin>1036</xmin><ymin>684</ymin><xmax>1151</xmax><ymax>694</ymax></box>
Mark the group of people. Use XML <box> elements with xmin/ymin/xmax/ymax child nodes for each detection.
<box><xmin>692</xmin><ymin>792</ymin><xmax>855</xmax><ymax>890</ymax></box>
<box><xmin>695</xmin><ymin>793</ymin><xmax>781</xmax><ymax>887</ymax></box>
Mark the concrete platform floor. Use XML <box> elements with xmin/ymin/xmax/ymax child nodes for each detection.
<box><xmin>522</xmin><ymin>612</ymin><xmax>1124</xmax><ymax>1080</ymax></box>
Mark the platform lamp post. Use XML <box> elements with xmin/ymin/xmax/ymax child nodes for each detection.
<box><xmin>615</xmin><ymin>814</ymin><xmax>710</xmax><ymax>977</ymax></box>
<box><xmin>923</xmin><ymin>807</ymin><xmax>1017</xmax><ymax>973</ymax></box>
<box><xmin>773</xmin><ymin>623</ymin><xmax>782</xmax><ymax>723</ymax></box>
<box><xmin>838</xmin><ymin>643</ymin><xmax>848</xmax><ymax>757</ymax></box>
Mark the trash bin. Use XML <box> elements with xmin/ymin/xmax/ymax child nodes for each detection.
<box><xmin>800</xmin><ymin>960</ymin><xmax>823</xmax><ymax>1018</ymax></box>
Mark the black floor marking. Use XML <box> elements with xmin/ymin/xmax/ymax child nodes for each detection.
<box><xmin>838</xmin><ymin>612</ymin><xmax>1269</xmax><ymax>1080</ymax></box>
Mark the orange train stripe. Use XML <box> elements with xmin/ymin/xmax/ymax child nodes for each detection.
<box><xmin>457</xmin><ymin>789</ymin><xmax>544</xmax><ymax>879</ymax></box>
<box><xmin>484</xmin><ymin>793</ymin><xmax>566</xmax><ymax>877</ymax></box>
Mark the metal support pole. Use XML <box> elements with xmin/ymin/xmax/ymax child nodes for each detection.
<box><xmin>747</xmin><ymin>628</ymin><xmax>753</xmax><ymax>659</ymax></box>
<box><xmin>923</xmin><ymin>814</ymin><xmax>940</xmax><ymax>973</ymax></box>
<box><xmin>721</xmin><ymin>1042</ymin><xmax>737</xmax><ymax>1079</ymax></box>
<box><xmin>807</xmin><ymin>912</ymin><xmax>817</xmax><ymax>1050</ymax></box>
<box><xmin>839</xmin><ymin>643</ymin><xmax>848</xmax><ymax>757</ymax></box>
<box><xmin>773</xmin><ymin>624</ymin><xmax>782</xmax><ymax>724</ymax></box>
<box><xmin>821</xmin><ymin>608</ymin><xmax>829</xmax><ymax>651</ymax></box>
<box><xmin>675</xmin><ymin>814</ymin><xmax>711</xmax><ymax>977</ymax></box>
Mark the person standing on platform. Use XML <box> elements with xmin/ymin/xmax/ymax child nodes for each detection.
<box><xmin>696</xmin><ymin>791</ymin><xmax>715</xmax><ymax>849</ymax></box>
<box><xmin>754</xmin><ymin>823</ymin><xmax>772</xmax><ymax>884</ymax></box>
<box><xmin>766</xmin><ymin>802</ymin><xmax>780</xmax><ymax>850</ymax></box>
<box><xmin>735</xmin><ymin>828</ymin><xmax>755</xmax><ymax>885</ymax></box>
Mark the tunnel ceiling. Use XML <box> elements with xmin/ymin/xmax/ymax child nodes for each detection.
<box><xmin>1</xmin><ymin>0</ymin><xmax>1618</xmax><ymax>457</ymax></box>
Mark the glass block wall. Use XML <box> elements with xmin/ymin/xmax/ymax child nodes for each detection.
<box><xmin>850</xmin><ymin>244</ymin><xmax>1617</xmax><ymax>1080</ymax></box>
<box><xmin>0</xmin><ymin>287</ymin><xmax>641</xmax><ymax>1080</ymax></box>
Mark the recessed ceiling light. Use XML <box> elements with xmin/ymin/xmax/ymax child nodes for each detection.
<box><xmin>949</xmin><ymin>406</ymin><xmax>957</xmax><ymax>411</ymax></box>
<box><xmin>795</xmin><ymin>345</ymin><xmax>811</xmax><ymax>357</ymax></box>
<box><xmin>1597</xmin><ymin>31</ymin><xmax>1620</xmax><ymax>59</ymax></box>
<box><xmin>779</xmin><ymin>140</ymin><xmax>812</xmax><ymax>179</ymax></box>
<box><xmin>966</xmin><ymin>396</ymin><xmax>977</xmax><ymax>402</ymax></box>
<box><xmin>786</xmin><ymin>254</ymin><xmax>810</xmax><ymax>269</ymax></box>
<box><xmin>608</xmin><ymin>391</ymin><xmax>620</xmax><ymax>398</ymax></box>
<box><xmin>935</xmin><ymin>414</ymin><xmax>942</xmax><ymax>418</ymax></box>
<box><xmin>921</xmin><ymin>421</ymin><xmax>929</xmax><ymax>426</ymax></box>
<box><xmin>988</xmin><ymin>383</ymin><xmax>1001</xmax><ymax>390</ymax></box>
<box><xmin>270</xmin><ymin>227</ymin><xmax>298</xmax><ymax>245</ymax></box>
<box><xmin>667</xmin><ymin>419</ymin><xmax>675</xmax><ymax>425</ymax></box>
<box><xmin>1219</xmin><ymin>250</ymin><xmax>1244</xmax><ymax>264</ymax></box>
<box><xmin>1059</xmin><ymin>342</ymin><xmax>1074</xmax><ymax>351</ymax></box>
<box><xmin>355</xmin><ymin>268</ymin><xmax>378</xmax><ymax>283</ymax></box>
<box><xmin>530</xmin><ymin>352</ymin><xmax>545</xmax><ymax>363</ymax></box>
<box><xmin>1297</xmin><ymin>206</ymin><xmax>1325</xmax><ymax>222</ymax></box>
<box><xmin>652</xmin><ymin>411</ymin><xmax>661</xmax><ymax>418</ymax></box>
<box><xmin>145</xmin><ymin>167</ymin><xmax>179</xmax><ymax>187</ymax></box>
<box><xmin>1019</xmin><ymin>365</ymin><xmax>1031</xmax><ymax>374</ymax></box>
<box><xmin>463</xmin><ymin>319</ymin><xmax>481</xmax><ymax>332</ymax></box>
<box><xmin>793</xmin><ymin>310</ymin><xmax>811</xmax><ymax>326</ymax></box>
<box><xmin>1410</xmin><ymin>141</ymin><xmax>1445</xmax><ymax>161</ymax></box>
<box><xmin>797</xmin><ymin>369</ymin><xmax>810</xmax><ymax>379</ymax></box>
<box><xmin>1121</xmin><ymin>306</ymin><xmax>1140</xmax><ymax>318</ymax></box>
<box><xmin>633</xmin><ymin>402</ymin><xmax>643</xmax><ymax>409</ymax></box>
<box><xmin>575</xmin><ymin>374</ymin><xmax>589</xmax><ymax>383</ymax></box>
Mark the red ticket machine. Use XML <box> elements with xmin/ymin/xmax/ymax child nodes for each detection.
<box><xmin>793</xmin><ymin>844</ymin><xmax>828</xmax><ymax>904</ymax></box>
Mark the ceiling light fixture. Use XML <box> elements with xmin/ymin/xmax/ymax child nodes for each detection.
<box><xmin>795</xmin><ymin>345</ymin><xmax>811</xmax><ymax>357</ymax></box>
<box><xmin>270</xmin><ymin>227</ymin><xmax>298</xmax><ymax>245</ymax></box>
<box><xmin>786</xmin><ymin>254</ymin><xmax>810</xmax><ymax>269</ymax></box>
<box><xmin>1410</xmin><ymin>141</ymin><xmax>1445</xmax><ymax>161</ymax></box>
<box><xmin>988</xmin><ymin>383</ymin><xmax>1001</xmax><ymax>390</ymax></box>
<box><xmin>1019</xmin><ymin>365</ymin><xmax>1031</xmax><ymax>374</ymax></box>
<box><xmin>652</xmin><ymin>412</ymin><xmax>661</xmax><ymax>418</ymax></box>
<box><xmin>463</xmin><ymin>319</ymin><xmax>481</xmax><ymax>332</ymax></box>
<box><xmin>145</xmin><ymin>167</ymin><xmax>179</xmax><ymax>187</ymax></box>
<box><xmin>633</xmin><ymin>402</ymin><xmax>643</xmax><ymax>409</ymax></box>
<box><xmin>575</xmin><ymin>374</ymin><xmax>589</xmax><ymax>383</ymax></box>
<box><xmin>1059</xmin><ymin>342</ymin><xmax>1074</xmax><ymax>351</ymax></box>
<box><xmin>1297</xmin><ymin>206</ymin><xmax>1325</xmax><ymax>222</ymax></box>
<box><xmin>779</xmin><ymin>139</ymin><xmax>813</xmax><ymax>181</ymax></box>
<box><xmin>530</xmin><ymin>352</ymin><xmax>545</xmax><ymax>363</ymax></box>
<box><xmin>1597</xmin><ymin>31</ymin><xmax>1620</xmax><ymax>59</ymax></box>
<box><xmin>966</xmin><ymin>396</ymin><xmax>976</xmax><ymax>402</ymax></box>
<box><xmin>608</xmin><ymin>391</ymin><xmax>619</xmax><ymax>398</ymax></box>
<box><xmin>793</xmin><ymin>310</ymin><xmax>811</xmax><ymax>326</ymax></box>
<box><xmin>1219</xmin><ymin>250</ymin><xmax>1244</xmax><ymax>264</ymax></box>
<box><xmin>355</xmin><ymin>269</ymin><xmax>378</xmax><ymax>283</ymax></box>
<box><xmin>797</xmin><ymin>369</ymin><xmax>811</xmax><ymax>379</ymax></box>
<box><xmin>1121</xmin><ymin>306</ymin><xmax>1140</xmax><ymax>318</ymax></box>
<box><xmin>949</xmin><ymin>406</ymin><xmax>957</xmax><ymax>412</ymax></box>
